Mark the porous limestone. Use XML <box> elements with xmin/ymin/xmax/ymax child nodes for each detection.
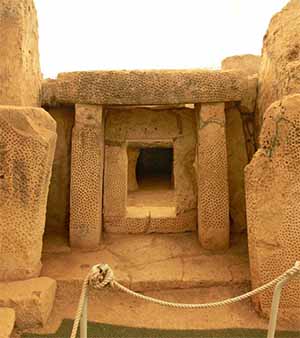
<box><xmin>0</xmin><ymin>0</ymin><xmax>41</xmax><ymax>106</ymax></box>
<box><xmin>245</xmin><ymin>94</ymin><xmax>300</xmax><ymax>315</ymax></box>
<box><xmin>0</xmin><ymin>277</ymin><xmax>56</xmax><ymax>329</ymax></box>
<box><xmin>196</xmin><ymin>103</ymin><xmax>230</xmax><ymax>250</ymax></box>
<box><xmin>41</xmin><ymin>70</ymin><xmax>243</xmax><ymax>106</ymax></box>
<box><xmin>256</xmin><ymin>0</ymin><xmax>300</xmax><ymax>137</ymax></box>
<box><xmin>225</xmin><ymin>104</ymin><xmax>248</xmax><ymax>233</ymax></box>
<box><xmin>69</xmin><ymin>104</ymin><xmax>104</xmax><ymax>248</ymax></box>
<box><xmin>0</xmin><ymin>106</ymin><xmax>56</xmax><ymax>280</ymax></box>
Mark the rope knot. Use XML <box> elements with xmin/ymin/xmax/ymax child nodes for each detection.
<box><xmin>88</xmin><ymin>264</ymin><xmax>114</xmax><ymax>289</ymax></box>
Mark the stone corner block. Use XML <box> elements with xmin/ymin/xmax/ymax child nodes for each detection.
<box><xmin>0</xmin><ymin>277</ymin><xmax>57</xmax><ymax>329</ymax></box>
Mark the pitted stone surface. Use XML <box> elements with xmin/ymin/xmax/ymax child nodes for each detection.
<box><xmin>127</xmin><ymin>148</ymin><xmax>140</xmax><ymax>192</ymax></box>
<box><xmin>0</xmin><ymin>0</ymin><xmax>41</xmax><ymax>106</ymax></box>
<box><xmin>41</xmin><ymin>70</ymin><xmax>243</xmax><ymax>106</ymax></box>
<box><xmin>256</xmin><ymin>0</ymin><xmax>300</xmax><ymax>137</ymax></box>
<box><xmin>0</xmin><ymin>277</ymin><xmax>56</xmax><ymax>329</ymax></box>
<box><xmin>225</xmin><ymin>105</ymin><xmax>248</xmax><ymax>233</ymax></box>
<box><xmin>70</xmin><ymin>104</ymin><xmax>104</xmax><ymax>248</ymax></box>
<box><xmin>196</xmin><ymin>103</ymin><xmax>230</xmax><ymax>250</ymax></box>
<box><xmin>0</xmin><ymin>106</ymin><xmax>56</xmax><ymax>280</ymax></box>
<box><xmin>245</xmin><ymin>94</ymin><xmax>300</xmax><ymax>315</ymax></box>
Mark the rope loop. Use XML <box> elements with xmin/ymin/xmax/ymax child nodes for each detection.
<box><xmin>89</xmin><ymin>263</ymin><xmax>114</xmax><ymax>289</ymax></box>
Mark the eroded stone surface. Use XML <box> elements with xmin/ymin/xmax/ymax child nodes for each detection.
<box><xmin>245</xmin><ymin>94</ymin><xmax>300</xmax><ymax>315</ymax></box>
<box><xmin>256</xmin><ymin>0</ymin><xmax>300</xmax><ymax>136</ymax></box>
<box><xmin>127</xmin><ymin>148</ymin><xmax>139</xmax><ymax>192</ymax></box>
<box><xmin>0</xmin><ymin>278</ymin><xmax>56</xmax><ymax>329</ymax></box>
<box><xmin>70</xmin><ymin>104</ymin><xmax>104</xmax><ymax>248</ymax></box>
<box><xmin>0</xmin><ymin>0</ymin><xmax>41</xmax><ymax>106</ymax></box>
<box><xmin>0</xmin><ymin>106</ymin><xmax>56</xmax><ymax>280</ymax></box>
<box><xmin>0</xmin><ymin>308</ymin><xmax>15</xmax><ymax>338</ymax></box>
<box><xmin>222</xmin><ymin>54</ymin><xmax>261</xmax><ymax>76</ymax></box>
<box><xmin>42</xmin><ymin>232</ymin><xmax>250</xmax><ymax>292</ymax></box>
<box><xmin>196</xmin><ymin>103</ymin><xmax>230</xmax><ymax>250</ymax></box>
<box><xmin>41</xmin><ymin>70</ymin><xmax>243</xmax><ymax>106</ymax></box>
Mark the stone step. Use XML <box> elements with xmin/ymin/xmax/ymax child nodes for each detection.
<box><xmin>42</xmin><ymin>232</ymin><xmax>250</xmax><ymax>299</ymax></box>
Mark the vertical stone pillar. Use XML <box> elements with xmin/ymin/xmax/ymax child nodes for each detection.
<box><xmin>196</xmin><ymin>103</ymin><xmax>230</xmax><ymax>250</ymax></box>
<box><xmin>103</xmin><ymin>145</ymin><xmax>128</xmax><ymax>219</ymax></box>
<box><xmin>0</xmin><ymin>0</ymin><xmax>41</xmax><ymax>106</ymax></box>
<box><xmin>0</xmin><ymin>107</ymin><xmax>56</xmax><ymax>280</ymax></box>
<box><xmin>70</xmin><ymin>104</ymin><xmax>104</xmax><ymax>249</ymax></box>
<box><xmin>127</xmin><ymin>148</ymin><xmax>140</xmax><ymax>192</ymax></box>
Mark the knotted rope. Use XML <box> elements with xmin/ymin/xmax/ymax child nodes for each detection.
<box><xmin>70</xmin><ymin>261</ymin><xmax>300</xmax><ymax>338</ymax></box>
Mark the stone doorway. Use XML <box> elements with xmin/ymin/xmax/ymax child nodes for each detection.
<box><xmin>127</xmin><ymin>147</ymin><xmax>175</xmax><ymax>217</ymax></box>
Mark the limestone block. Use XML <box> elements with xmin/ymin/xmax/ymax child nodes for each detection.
<box><xmin>225</xmin><ymin>106</ymin><xmax>248</xmax><ymax>233</ymax></box>
<box><xmin>0</xmin><ymin>308</ymin><xmax>15</xmax><ymax>338</ymax></box>
<box><xmin>70</xmin><ymin>104</ymin><xmax>104</xmax><ymax>249</ymax></box>
<box><xmin>196</xmin><ymin>103</ymin><xmax>230</xmax><ymax>250</ymax></box>
<box><xmin>0</xmin><ymin>277</ymin><xmax>56</xmax><ymax>329</ymax></box>
<box><xmin>103</xmin><ymin>145</ymin><xmax>127</xmax><ymax>217</ymax></box>
<box><xmin>41</xmin><ymin>69</ymin><xmax>243</xmax><ymax>106</ymax></box>
<box><xmin>256</xmin><ymin>0</ymin><xmax>300</xmax><ymax>137</ymax></box>
<box><xmin>0</xmin><ymin>106</ymin><xmax>56</xmax><ymax>280</ymax></box>
<box><xmin>245</xmin><ymin>94</ymin><xmax>300</xmax><ymax>316</ymax></box>
<box><xmin>222</xmin><ymin>54</ymin><xmax>261</xmax><ymax>76</ymax></box>
<box><xmin>127</xmin><ymin>148</ymin><xmax>139</xmax><ymax>192</ymax></box>
<box><xmin>240</xmin><ymin>75</ymin><xmax>258</xmax><ymax>114</ymax></box>
<box><xmin>0</xmin><ymin>0</ymin><xmax>41</xmax><ymax>106</ymax></box>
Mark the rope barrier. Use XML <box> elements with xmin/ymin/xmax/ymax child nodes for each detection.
<box><xmin>70</xmin><ymin>261</ymin><xmax>300</xmax><ymax>338</ymax></box>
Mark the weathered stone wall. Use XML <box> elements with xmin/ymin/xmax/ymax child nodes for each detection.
<box><xmin>104</xmin><ymin>107</ymin><xmax>197</xmax><ymax>233</ymax></box>
<box><xmin>245</xmin><ymin>94</ymin><xmax>300</xmax><ymax>317</ymax></box>
<box><xmin>0</xmin><ymin>0</ymin><xmax>41</xmax><ymax>106</ymax></box>
<box><xmin>0</xmin><ymin>107</ymin><xmax>56</xmax><ymax>280</ymax></box>
<box><xmin>256</xmin><ymin>0</ymin><xmax>300</xmax><ymax>138</ymax></box>
<box><xmin>45</xmin><ymin>106</ymin><xmax>74</xmax><ymax>236</ymax></box>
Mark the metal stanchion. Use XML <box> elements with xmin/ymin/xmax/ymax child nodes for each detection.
<box><xmin>80</xmin><ymin>290</ymin><xmax>88</xmax><ymax>338</ymax></box>
<box><xmin>267</xmin><ymin>261</ymin><xmax>300</xmax><ymax>338</ymax></box>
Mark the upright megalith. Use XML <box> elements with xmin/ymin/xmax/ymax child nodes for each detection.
<box><xmin>256</xmin><ymin>0</ymin><xmax>300</xmax><ymax>136</ymax></box>
<box><xmin>245</xmin><ymin>94</ymin><xmax>300</xmax><ymax>317</ymax></box>
<box><xmin>0</xmin><ymin>0</ymin><xmax>41</xmax><ymax>106</ymax></box>
<box><xmin>0</xmin><ymin>107</ymin><xmax>56</xmax><ymax>280</ymax></box>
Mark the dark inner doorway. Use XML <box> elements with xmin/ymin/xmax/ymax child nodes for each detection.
<box><xmin>136</xmin><ymin>148</ymin><xmax>174</xmax><ymax>189</ymax></box>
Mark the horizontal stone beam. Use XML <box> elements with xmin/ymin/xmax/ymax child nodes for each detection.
<box><xmin>42</xmin><ymin>69</ymin><xmax>244</xmax><ymax>106</ymax></box>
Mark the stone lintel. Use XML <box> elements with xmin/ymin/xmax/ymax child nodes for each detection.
<box><xmin>41</xmin><ymin>69</ymin><xmax>244</xmax><ymax>106</ymax></box>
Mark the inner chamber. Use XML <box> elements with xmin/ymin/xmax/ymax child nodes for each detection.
<box><xmin>127</xmin><ymin>147</ymin><xmax>175</xmax><ymax>208</ymax></box>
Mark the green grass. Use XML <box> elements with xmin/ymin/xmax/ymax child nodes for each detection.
<box><xmin>22</xmin><ymin>319</ymin><xmax>300</xmax><ymax>338</ymax></box>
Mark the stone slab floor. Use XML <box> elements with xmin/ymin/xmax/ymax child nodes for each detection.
<box><xmin>11</xmin><ymin>232</ymin><xmax>300</xmax><ymax>336</ymax></box>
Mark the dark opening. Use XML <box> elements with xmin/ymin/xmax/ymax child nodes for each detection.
<box><xmin>136</xmin><ymin>148</ymin><xmax>174</xmax><ymax>189</ymax></box>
